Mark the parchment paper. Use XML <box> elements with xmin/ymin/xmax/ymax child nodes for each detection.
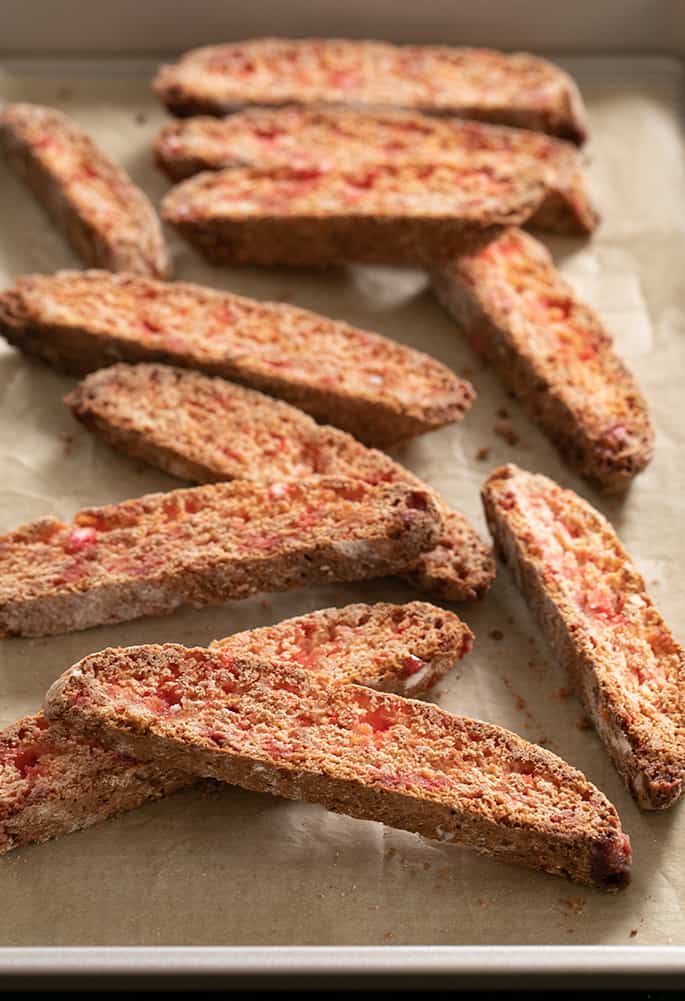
<box><xmin>0</xmin><ymin>57</ymin><xmax>684</xmax><ymax>947</ymax></box>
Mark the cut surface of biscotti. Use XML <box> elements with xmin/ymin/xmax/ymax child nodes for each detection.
<box><xmin>153</xmin><ymin>38</ymin><xmax>587</xmax><ymax>143</ymax></box>
<box><xmin>155</xmin><ymin>107</ymin><xmax>597</xmax><ymax>235</ymax></box>
<box><xmin>432</xmin><ymin>229</ymin><xmax>654</xmax><ymax>491</ymax></box>
<box><xmin>0</xmin><ymin>601</ymin><xmax>471</xmax><ymax>853</ymax></box>
<box><xmin>45</xmin><ymin>643</ymin><xmax>631</xmax><ymax>889</ymax></box>
<box><xmin>483</xmin><ymin>464</ymin><xmax>685</xmax><ymax>810</ymax></box>
<box><xmin>0</xmin><ymin>477</ymin><xmax>440</xmax><ymax>637</ymax></box>
<box><xmin>161</xmin><ymin>162</ymin><xmax>546</xmax><ymax>268</ymax></box>
<box><xmin>66</xmin><ymin>363</ymin><xmax>495</xmax><ymax>601</ymax></box>
<box><xmin>0</xmin><ymin>270</ymin><xmax>473</xmax><ymax>448</ymax></box>
<box><xmin>0</xmin><ymin>104</ymin><xmax>169</xmax><ymax>278</ymax></box>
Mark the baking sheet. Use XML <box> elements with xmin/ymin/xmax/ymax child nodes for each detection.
<box><xmin>0</xmin><ymin>56</ymin><xmax>684</xmax><ymax>949</ymax></box>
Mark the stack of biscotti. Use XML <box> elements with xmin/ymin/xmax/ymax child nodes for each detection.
<box><xmin>0</xmin><ymin>601</ymin><xmax>472</xmax><ymax>853</ymax></box>
<box><xmin>65</xmin><ymin>363</ymin><xmax>495</xmax><ymax>601</ymax></box>
<box><xmin>0</xmin><ymin>270</ymin><xmax>473</xmax><ymax>448</ymax></box>
<box><xmin>0</xmin><ymin>477</ymin><xmax>441</xmax><ymax>637</ymax></box>
<box><xmin>433</xmin><ymin>228</ymin><xmax>654</xmax><ymax>491</ymax></box>
<box><xmin>154</xmin><ymin>38</ymin><xmax>588</xmax><ymax>143</ymax></box>
<box><xmin>42</xmin><ymin>641</ymin><xmax>632</xmax><ymax>889</ymax></box>
<box><xmin>155</xmin><ymin>107</ymin><xmax>598</xmax><ymax>235</ymax></box>
<box><xmin>0</xmin><ymin>104</ymin><xmax>170</xmax><ymax>277</ymax></box>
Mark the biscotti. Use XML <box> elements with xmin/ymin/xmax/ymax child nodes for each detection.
<box><xmin>482</xmin><ymin>464</ymin><xmax>685</xmax><ymax>810</ymax></box>
<box><xmin>153</xmin><ymin>39</ymin><xmax>588</xmax><ymax>143</ymax></box>
<box><xmin>45</xmin><ymin>643</ymin><xmax>632</xmax><ymax>889</ymax></box>
<box><xmin>0</xmin><ymin>270</ymin><xmax>473</xmax><ymax>448</ymax></box>
<box><xmin>65</xmin><ymin>363</ymin><xmax>495</xmax><ymax>601</ymax></box>
<box><xmin>0</xmin><ymin>477</ymin><xmax>440</xmax><ymax>637</ymax></box>
<box><xmin>1</xmin><ymin>601</ymin><xmax>471</xmax><ymax>852</ymax></box>
<box><xmin>155</xmin><ymin>107</ymin><xmax>597</xmax><ymax>235</ymax></box>
<box><xmin>0</xmin><ymin>104</ymin><xmax>169</xmax><ymax>278</ymax></box>
<box><xmin>432</xmin><ymin>229</ymin><xmax>654</xmax><ymax>491</ymax></box>
<box><xmin>161</xmin><ymin>162</ymin><xmax>546</xmax><ymax>268</ymax></box>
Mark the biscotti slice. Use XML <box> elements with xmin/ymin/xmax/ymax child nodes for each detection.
<box><xmin>161</xmin><ymin>162</ymin><xmax>546</xmax><ymax>268</ymax></box>
<box><xmin>0</xmin><ymin>104</ymin><xmax>169</xmax><ymax>278</ymax></box>
<box><xmin>155</xmin><ymin>107</ymin><xmax>597</xmax><ymax>235</ymax></box>
<box><xmin>483</xmin><ymin>464</ymin><xmax>685</xmax><ymax>810</ymax></box>
<box><xmin>433</xmin><ymin>229</ymin><xmax>654</xmax><ymax>491</ymax></box>
<box><xmin>65</xmin><ymin>364</ymin><xmax>494</xmax><ymax>601</ymax></box>
<box><xmin>45</xmin><ymin>644</ymin><xmax>631</xmax><ymax>889</ymax></box>
<box><xmin>0</xmin><ymin>601</ymin><xmax>471</xmax><ymax>853</ymax></box>
<box><xmin>0</xmin><ymin>477</ymin><xmax>440</xmax><ymax>638</ymax></box>
<box><xmin>153</xmin><ymin>39</ymin><xmax>587</xmax><ymax>143</ymax></box>
<box><xmin>0</xmin><ymin>271</ymin><xmax>472</xmax><ymax>448</ymax></box>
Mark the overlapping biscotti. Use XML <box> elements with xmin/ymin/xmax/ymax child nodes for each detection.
<box><xmin>0</xmin><ymin>104</ymin><xmax>169</xmax><ymax>278</ymax></box>
<box><xmin>482</xmin><ymin>464</ymin><xmax>685</xmax><ymax>810</ymax></box>
<box><xmin>45</xmin><ymin>643</ymin><xmax>632</xmax><ymax>889</ymax></box>
<box><xmin>0</xmin><ymin>601</ymin><xmax>471</xmax><ymax>853</ymax></box>
<box><xmin>153</xmin><ymin>38</ymin><xmax>588</xmax><ymax>143</ymax></box>
<box><xmin>0</xmin><ymin>270</ymin><xmax>473</xmax><ymax>448</ymax></box>
<box><xmin>161</xmin><ymin>162</ymin><xmax>546</xmax><ymax>268</ymax></box>
<box><xmin>432</xmin><ymin>229</ymin><xmax>654</xmax><ymax>491</ymax></box>
<box><xmin>0</xmin><ymin>477</ymin><xmax>440</xmax><ymax>637</ymax></box>
<box><xmin>155</xmin><ymin>107</ymin><xmax>597</xmax><ymax>235</ymax></box>
<box><xmin>66</xmin><ymin>364</ymin><xmax>495</xmax><ymax>601</ymax></box>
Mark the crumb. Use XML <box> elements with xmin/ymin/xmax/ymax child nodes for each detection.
<box><xmin>460</xmin><ymin>365</ymin><xmax>475</xmax><ymax>379</ymax></box>
<box><xmin>423</xmin><ymin>861</ymin><xmax>431</xmax><ymax>871</ymax></box>
<box><xmin>576</xmin><ymin>714</ymin><xmax>593</xmax><ymax>731</ymax></box>
<box><xmin>259</xmin><ymin>600</ymin><xmax>272</xmax><ymax>610</ymax></box>
<box><xmin>560</xmin><ymin>896</ymin><xmax>586</xmax><ymax>915</ymax></box>
<box><xmin>59</xmin><ymin>430</ymin><xmax>76</xmax><ymax>456</ymax></box>
<box><xmin>56</xmin><ymin>86</ymin><xmax>72</xmax><ymax>101</ymax></box>
<box><xmin>537</xmin><ymin>735</ymin><xmax>550</xmax><ymax>747</ymax></box>
<box><xmin>494</xmin><ymin>420</ymin><xmax>519</xmax><ymax>446</ymax></box>
<box><xmin>383</xmin><ymin>931</ymin><xmax>395</xmax><ymax>942</ymax></box>
<box><xmin>134</xmin><ymin>111</ymin><xmax>148</xmax><ymax>125</ymax></box>
<box><xmin>496</xmin><ymin>406</ymin><xmax>510</xmax><ymax>419</ymax></box>
<box><xmin>437</xmin><ymin>867</ymin><xmax>447</xmax><ymax>879</ymax></box>
<box><xmin>651</xmin><ymin>578</ymin><xmax>660</xmax><ymax>586</ymax></box>
<box><xmin>489</xmin><ymin>629</ymin><xmax>504</xmax><ymax>641</ymax></box>
<box><xmin>630</xmin><ymin>928</ymin><xmax>638</xmax><ymax>938</ymax></box>
<box><xmin>475</xmin><ymin>446</ymin><xmax>491</xmax><ymax>462</ymax></box>
<box><xmin>553</xmin><ymin>687</ymin><xmax>574</xmax><ymax>700</ymax></box>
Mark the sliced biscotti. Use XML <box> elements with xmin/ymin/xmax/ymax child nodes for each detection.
<box><xmin>0</xmin><ymin>104</ymin><xmax>169</xmax><ymax>278</ymax></box>
<box><xmin>0</xmin><ymin>477</ymin><xmax>440</xmax><ymax>638</ymax></box>
<box><xmin>1</xmin><ymin>601</ymin><xmax>471</xmax><ymax>853</ymax></box>
<box><xmin>0</xmin><ymin>270</ymin><xmax>473</xmax><ymax>448</ymax></box>
<box><xmin>161</xmin><ymin>162</ymin><xmax>546</xmax><ymax>268</ymax></box>
<box><xmin>432</xmin><ymin>229</ymin><xmax>654</xmax><ymax>491</ymax></box>
<box><xmin>155</xmin><ymin>107</ymin><xmax>597</xmax><ymax>235</ymax></box>
<box><xmin>45</xmin><ymin>643</ymin><xmax>631</xmax><ymax>889</ymax></box>
<box><xmin>483</xmin><ymin>464</ymin><xmax>685</xmax><ymax>810</ymax></box>
<box><xmin>153</xmin><ymin>39</ymin><xmax>587</xmax><ymax>143</ymax></box>
<box><xmin>65</xmin><ymin>364</ymin><xmax>494</xmax><ymax>601</ymax></box>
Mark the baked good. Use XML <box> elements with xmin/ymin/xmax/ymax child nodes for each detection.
<box><xmin>0</xmin><ymin>103</ymin><xmax>169</xmax><ymax>278</ymax></box>
<box><xmin>0</xmin><ymin>600</ymin><xmax>470</xmax><ymax>853</ymax></box>
<box><xmin>482</xmin><ymin>464</ymin><xmax>685</xmax><ymax>810</ymax></box>
<box><xmin>153</xmin><ymin>39</ymin><xmax>587</xmax><ymax>143</ymax></box>
<box><xmin>0</xmin><ymin>477</ymin><xmax>440</xmax><ymax>637</ymax></box>
<box><xmin>155</xmin><ymin>107</ymin><xmax>597</xmax><ymax>235</ymax></box>
<box><xmin>45</xmin><ymin>643</ymin><xmax>632</xmax><ymax>889</ymax></box>
<box><xmin>432</xmin><ymin>228</ymin><xmax>654</xmax><ymax>491</ymax></box>
<box><xmin>0</xmin><ymin>270</ymin><xmax>473</xmax><ymax>448</ymax></box>
<box><xmin>65</xmin><ymin>363</ymin><xmax>495</xmax><ymax>601</ymax></box>
<box><xmin>161</xmin><ymin>161</ymin><xmax>546</xmax><ymax>268</ymax></box>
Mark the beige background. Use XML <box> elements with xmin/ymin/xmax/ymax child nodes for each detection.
<box><xmin>0</xmin><ymin>58</ymin><xmax>684</xmax><ymax>946</ymax></box>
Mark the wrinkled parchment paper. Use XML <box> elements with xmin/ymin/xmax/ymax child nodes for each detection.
<box><xmin>0</xmin><ymin>57</ymin><xmax>684</xmax><ymax>947</ymax></box>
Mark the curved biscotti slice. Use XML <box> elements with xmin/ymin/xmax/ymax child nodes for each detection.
<box><xmin>0</xmin><ymin>601</ymin><xmax>471</xmax><ymax>853</ymax></box>
<box><xmin>45</xmin><ymin>644</ymin><xmax>631</xmax><ymax>889</ymax></box>
<box><xmin>161</xmin><ymin>162</ymin><xmax>545</xmax><ymax>268</ymax></box>
<box><xmin>0</xmin><ymin>477</ymin><xmax>440</xmax><ymax>638</ymax></box>
<box><xmin>66</xmin><ymin>364</ymin><xmax>494</xmax><ymax>601</ymax></box>
<box><xmin>0</xmin><ymin>104</ymin><xmax>169</xmax><ymax>278</ymax></box>
<box><xmin>432</xmin><ymin>229</ymin><xmax>654</xmax><ymax>491</ymax></box>
<box><xmin>153</xmin><ymin>39</ymin><xmax>587</xmax><ymax>143</ymax></box>
<box><xmin>155</xmin><ymin>107</ymin><xmax>597</xmax><ymax>235</ymax></box>
<box><xmin>483</xmin><ymin>464</ymin><xmax>685</xmax><ymax>810</ymax></box>
<box><xmin>0</xmin><ymin>271</ymin><xmax>472</xmax><ymax>448</ymax></box>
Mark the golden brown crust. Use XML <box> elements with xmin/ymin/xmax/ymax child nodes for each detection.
<box><xmin>0</xmin><ymin>270</ymin><xmax>473</xmax><ymax>448</ymax></box>
<box><xmin>0</xmin><ymin>104</ymin><xmax>169</xmax><ymax>278</ymax></box>
<box><xmin>482</xmin><ymin>464</ymin><xmax>685</xmax><ymax>809</ymax></box>
<box><xmin>65</xmin><ymin>364</ymin><xmax>495</xmax><ymax>602</ymax></box>
<box><xmin>433</xmin><ymin>229</ymin><xmax>654</xmax><ymax>491</ymax></box>
<box><xmin>45</xmin><ymin>643</ymin><xmax>631</xmax><ymax>889</ymax></box>
<box><xmin>153</xmin><ymin>39</ymin><xmax>588</xmax><ymax>143</ymax></box>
